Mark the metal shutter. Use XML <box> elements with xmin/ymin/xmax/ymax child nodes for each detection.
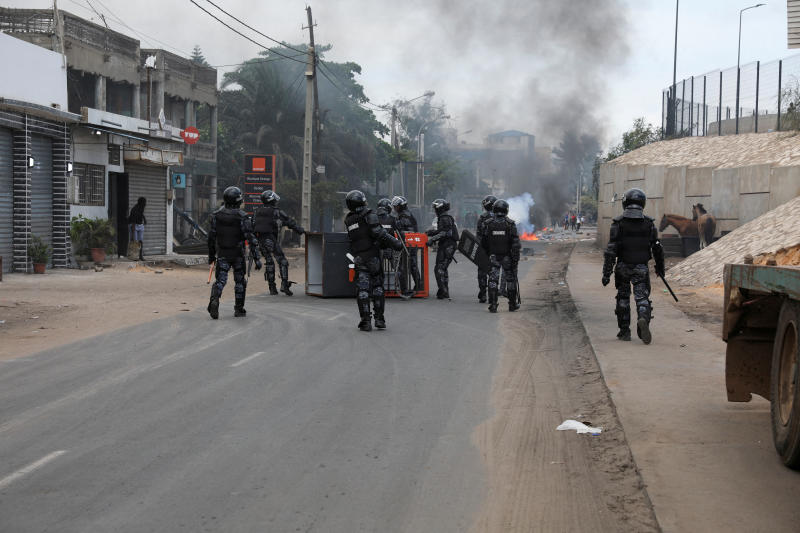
<box><xmin>31</xmin><ymin>135</ymin><xmax>53</xmax><ymax>261</ymax></box>
<box><xmin>0</xmin><ymin>128</ymin><xmax>12</xmax><ymax>273</ymax></box>
<box><xmin>127</xmin><ymin>163</ymin><xmax>166</xmax><ymax>255</ymax></box>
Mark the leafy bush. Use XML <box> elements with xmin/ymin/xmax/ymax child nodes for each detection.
<box><xmin>70</xmin><ymin>215</ymin><xmax>116</xmax><ymax>255</ymax></box>
<box><xmin>28</xmin><ymin>235</ymin><xmax>51</xmax><ymax>264</ymax></box>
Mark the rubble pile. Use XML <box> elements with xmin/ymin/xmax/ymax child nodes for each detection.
<box><xmin>666</xmin><ymin>195</ymin><xmax>800</xmax><ymax>287</ymax></box>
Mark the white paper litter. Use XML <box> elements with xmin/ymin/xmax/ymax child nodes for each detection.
<box><xmin>557</xmin><ymin>419</ymin><xmax>602</xmax><ymax>434</ymax></box>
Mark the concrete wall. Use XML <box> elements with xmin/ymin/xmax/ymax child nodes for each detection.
<box><xmin>0</xmin><ymin>32</ymin><xmax>68</xmax><ymax>110</ymax></box>
<box><xmin>597</xmin><ymin>161</ymin><xmax>800</xmax><ymax>248</ymax></box>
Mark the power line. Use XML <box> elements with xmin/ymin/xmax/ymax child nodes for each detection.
<box><xmin>189</xmin><ymin>0</ymin><xmax>306</xmax><ymax>65</ymax></box>
<box><xmin>201</xmin><ymin>0</ymin><xmax>306</xmax><ymax>55</ymax></box>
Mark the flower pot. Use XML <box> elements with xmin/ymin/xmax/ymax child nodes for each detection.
<box><xmin>90</xmin><ymin>248</ymin><xmax>106</xmax><ymax>263</ymax></box>
<box><xmin>33</xmin><ymin>262</ymin><xmax>46</xmax><ymax>274</ymax></box>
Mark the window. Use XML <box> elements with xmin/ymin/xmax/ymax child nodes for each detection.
<box><xmin>74</xmin><ymin>163</ymin><xmax>105</xmax><ymax>206</ymax></box>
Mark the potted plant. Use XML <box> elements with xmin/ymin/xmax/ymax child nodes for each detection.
<box><xmin>70</xmin><ymin>215</ymin><xmax>116</xmax><ymax>263</ymax></box>
<box><xmin>28</xmin><ymin>235</ymin><xmax>51</xmax><ymax>274</ymax></box>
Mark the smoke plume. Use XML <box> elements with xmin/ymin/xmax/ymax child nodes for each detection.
<box><xmin>506</xmin><ymin>193</ymin><xmax>535</xmax><ymax>234</ymax></box>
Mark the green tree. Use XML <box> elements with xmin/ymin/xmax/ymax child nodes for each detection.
<box><xmin>191</xmin><ymin>45</ymin><xmax>209</xmax><ymax>66</ymax></box>
<box><xmin>606</xmin><ymin>118</ymin><xmax>660</xmax><ymax>160</ymax></box>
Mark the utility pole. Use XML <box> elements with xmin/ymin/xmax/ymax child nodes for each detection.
<box><xmin>300</xmin><ymin>37</ymin><xmax>314</xmax><ymax>241</ymax></box>
<box><xmin>670</xmin><ymin>0</ymin><xmax>679</xmax><ymax>136</ymax></box>
<box><xmin>306</xmin><ymin>7</ymin><xmax>321</xmax><ymax>172</ymax></box>
<box><xmin>390</xmin><ymin>106</ymin><xmax>397</xmax><ymax>196</ymax></box>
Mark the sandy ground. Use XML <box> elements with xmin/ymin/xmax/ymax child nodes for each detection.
<box><xmin>0</xmin><ymin>248</ymin><xmax>304</xmax><ymax>360</ymax></box>
<box><xmin>471</xmin><ymin>242</ymin><xmax>658</xmax><ymax>532</ymax></box>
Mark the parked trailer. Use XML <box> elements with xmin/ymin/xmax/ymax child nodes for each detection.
<box><xmin>723</xmin><ymin>263</ymin><xmax>800</xmax><ymax>468</ymax></box>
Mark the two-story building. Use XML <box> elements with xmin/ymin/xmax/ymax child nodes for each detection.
<box><xmin>0</xmin><ymin>7</ymin><xmax>218</xmax><ymax>260</ymax></box>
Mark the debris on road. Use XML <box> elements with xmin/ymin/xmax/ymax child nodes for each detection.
<box><xmin>557</xmin><ymin>419</ymin><xmax>602</xmax><ymax>435</ymax></box>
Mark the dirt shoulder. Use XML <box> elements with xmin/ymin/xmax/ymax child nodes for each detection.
<box><xmin>0</xmin><ymin>248</ymin><xmax>305</xmax><ymax>360</ymax></box>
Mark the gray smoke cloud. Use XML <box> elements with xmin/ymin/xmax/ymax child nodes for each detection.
<box><xmin>402</xmin><ymin>0</ymin><xmax>630</xmax><ymax>146</ymax></box>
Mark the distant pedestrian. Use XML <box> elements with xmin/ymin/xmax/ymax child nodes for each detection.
<box><xmin>570</xmin><ymin>214</ymin><xmax>577</xmax><ymax>231</ymax></box>
<box><xmin>576</xmin><ymin>215</ymin><xmax>582</xmax><ymax>232</ymax></box>
<box><xmin>128</xmin><ymin>197</ymin><xmax>147</xmax><ymax>261</ymax></box>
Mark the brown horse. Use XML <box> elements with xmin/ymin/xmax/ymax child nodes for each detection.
<box><xmin>692</xmin><ymin>204</ymin><xmax>716</xmax><ymax>249</ymax></box>
<box><xmin>659</xmin><ymin>213</ymin><xmax>699</xmax><ymax>237</ymax></box>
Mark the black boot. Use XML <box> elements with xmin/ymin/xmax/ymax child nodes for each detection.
<box><xmin>207</xmin><ymin>289</ymin><xmax>220</xmax><ymax>320</ymax></box>
<box><xmin>373</xmin><ymin>295</ymin><xmax>386</xmax><ymax>329</ymax></box>
<box><xmin>478</xmin><ymin>287</ymin><xmax>487</xmax><ymax>303</ymax></box>
<box><xmin>617</xmin><ymin>328</ymin><xmax>631</xmax><ymax>341</ymax></box>
<box><xmin>234</xmin><ymin>296</ymin><xmax>246</xmax><ymax>317</ymax></box>
<box><xmin>269</xmin><ymin>283</ymin><xmax>279</xmax><ymax>295</ymax></box>
<box><xmin>488</xmin><ymin>288</ymin><xmax>498</xmax><ymax>313</ymax></box>
<box><xmin>636</xmin><ymin>301</ymin><xmax>652</xmax><ymax>344</ymax></box>
<box><xmin>280</xmin><ymin>280</ymin><xmax>293</xmax><ymax>296</ymax></box>
<box><xmin>138</xmin><ymin>243</ymin><xmax>145</xmax><ymax>261</ymax></box>
<box><xmin>357</xmin><ymin>300</ymin><xmax>372</xmax><ymax>331</ymax></box>
<box><xmin>508</xmin><ymin>291</ymin><xmax>519</xmax><ymax>312</ymax></box>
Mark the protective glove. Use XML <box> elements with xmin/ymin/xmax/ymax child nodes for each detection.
<box><xmin>655</xmin><ymin>265</ymin><xmax>665</xmax><ymax>278</ymax></box>
<box><xmin>208</xmin><ymin>256</ymin><xmax>215</xmax><ymax>265</ymax></box>
<box><xmin>602</xmin><ymin>275</ymin><xmax>610</xmax><ymax>287</ymax></box>
<box><xmin>392</xmin><ymin>238</ymin><xmax>403</xmax><ymax>251</ymax></box>
<box><xmin>254</xmin><ymin>260</ymin><xmax>263</xmax><ymax>271</ymax></box>
<box><xmin>297</xmin><ymin>227</ymin><xmax>305</xmax><ymax>235</ymax></box>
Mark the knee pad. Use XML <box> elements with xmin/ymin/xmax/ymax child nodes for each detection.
<box><xmin>357</xmin><ymin>290</ymin><xmax>370</xmax><ymax>300</ymax></box>
<box><xmin>278</xmin><ymin>257</ymin><xmax>289</xmax><ymax>268</ymax></box>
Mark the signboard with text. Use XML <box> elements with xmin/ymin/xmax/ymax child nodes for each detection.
<box><xmin>243</xmin><ymin>154</ymin><xmax>276</xmax><ymax>214</ymax></box>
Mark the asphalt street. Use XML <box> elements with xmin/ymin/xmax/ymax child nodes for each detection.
<box><xmin>0</xmin><ymin>253</ymin><xmax>519</xmax><ymax>532</ymax></box>
<box><xmin>0</xmin><ymin>243</ymin><xmax>655</xmax><ymax>532</ymax></box>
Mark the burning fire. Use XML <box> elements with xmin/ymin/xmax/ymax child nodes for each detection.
<box><xmin>520</xmin><ymin>232</ymin><xmax>539</xmax><ymax>241</ymax></box>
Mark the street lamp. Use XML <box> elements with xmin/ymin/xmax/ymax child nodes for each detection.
<box><xmin>416</xmin><ymin>113</ymin><xmax>450</xmax><ymax>210</ymax></box>
<box><xmin>388</xmin><ymin>91</ymin><xmax>435</xmax><ymax>196</ymax></box>
<box><xmin>735</xmin><ymin>3</ymin><xmax>765</xmax><ymax>134</ymax></box>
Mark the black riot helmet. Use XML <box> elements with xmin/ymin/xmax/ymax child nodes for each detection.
<box><xmin>377</xmin><ymin>197</ymin><xmax>392</xmax><ymax>215</ymax></box>
<box><xmin>223</xmin><ymin>186</ymin><xmax>243</xmax><ymax>208</ymax></box>
<box><xmin>345</xmin><ymin>190</ymin><xmax>367</xmax><ymax>211</ymax></box>
<box><xmin>622</xmin><ymin>188</ymin><xmax>646</xmax><ymax>210</ymax></box>
<box><xmin>482</xmin><ymin>195</ymin><xmax>497</xmax><ymax>212</ymax></box>
<box><xmin>493</xmin><ymin>199</ymin><xmax>509</xmax><ymax>217</ymax></box>
<box><xmin>261</xmin><ymin>190</ymin><xmax>280</xmax><ymax>205</ymax></box>
<box><xmin>391</xmin><ymin>195</ymin><xmax>408</xmax><ymax>211</ymax></box>
<box><xmin>432</xmin><ymin>198</ymin><xmax>450</xmax><ymax>216</ymax></box>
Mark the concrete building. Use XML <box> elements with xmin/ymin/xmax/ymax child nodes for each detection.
<box><xmin>0</xmin><ymin>7</ymin><xmax>218</xmax><ymax>258</ymax></box>
<box><xmin>0</xmin><ymin>30</ymin><xmax>79</xmax><ymax>273</ymax></box>
<box><xmin>450</xmin><ymin>130</ymin><xmax>536</xmax><ymax>198</ymax></box>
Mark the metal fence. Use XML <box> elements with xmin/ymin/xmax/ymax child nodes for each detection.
<box><xmin>662</xmin><ymin>53</ymin><xmax>800</xmax><ymax>137</ymax></box>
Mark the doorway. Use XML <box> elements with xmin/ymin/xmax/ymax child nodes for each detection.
<box><xmin>108</xmin><ymin>172</ymin><xmax>129</xmax><ymax>257</ymax></box>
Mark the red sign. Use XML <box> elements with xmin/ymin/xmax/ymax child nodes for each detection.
<box><xmin>243</xmin><ymin>154</ymin><xmax>276</xmax><ymax>214</ymax></box>
<box><xmin>181</xmin><ymin>126</ymin><xmax>200</xmax><ymax>145</ymax></box>
<box><xmin>251</xmin><ymin>157</ymin><xmax>266</xmax><ymax>172</ymax></box>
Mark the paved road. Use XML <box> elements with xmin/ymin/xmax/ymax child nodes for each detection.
<box><xmin>0</xmin><ymin>244</ymin><xmax>654</xmax><ymax>532</ymax></box>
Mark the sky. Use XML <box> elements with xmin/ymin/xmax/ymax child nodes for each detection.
<box><xmin>6</xmin><ymin>0</ymin><xmax>795</xmax><ymax>151</ymax></box>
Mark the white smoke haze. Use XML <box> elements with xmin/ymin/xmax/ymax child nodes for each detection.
<box><xmin>506</xmin><ymin>193</ymin><xmax>535</xmax><ymax>235</ymax></box>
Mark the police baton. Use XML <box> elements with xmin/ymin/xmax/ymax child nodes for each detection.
<box><xmin>659</xmin><ymin>273</ymin><xmax>679</xmax><ymax>302</ymax></box>
<box><xmin>207</xmin><ymin>261</ymin><xmax>215</xmax><ymax>284</ymax></box>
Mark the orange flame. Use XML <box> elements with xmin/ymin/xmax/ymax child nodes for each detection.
<box><xmin>520</xmin><ymin>232</ymin><xmax>539</xmax><ymax>241</ymax></box>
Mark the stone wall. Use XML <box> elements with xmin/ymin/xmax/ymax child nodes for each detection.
<box><xmin>597</xmin><ymin>161</ymin><xmax>800</xmax><ymax>249</ymax></box>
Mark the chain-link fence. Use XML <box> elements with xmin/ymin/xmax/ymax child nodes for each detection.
<box><xmin>662</xmin><ymin>53</ymin><xmax>800</xmax><ymax>137</ymax></box>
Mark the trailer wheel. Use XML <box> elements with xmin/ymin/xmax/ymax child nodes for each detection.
<box><xmin>771</xmin><ymin>300</ymin><xmax>800</xmax><ymax>469</ymax></box>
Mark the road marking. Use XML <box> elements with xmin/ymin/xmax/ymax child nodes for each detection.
<box><xmin>327</xmin><ymin>312</ymin><xmax>346</xmax><ymax>321</ymax></box>
<box><xmin>0</xmin><ymin>450</ymin><xmax>66</xmax><ymax>491</ymax></box>
<box><xmin>230</xmin><ymin>351</ymin><xmax>266</xmax><ymax>368</ymax></box>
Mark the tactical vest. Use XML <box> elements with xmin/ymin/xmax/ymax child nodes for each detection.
<box><xmin>618</xmin><ymin>217</ymin><xmax>653</xmax><ymax>265</ymax></box>
<box><xmin>215</xmin><ymin>208</ymin><xmax>244</xmax><ymax>258</ymax></box>
<box><xmin>398</xmin><ymin>210</ymin><xmax>418</xmax><ymax>232</ymax></box>
<box><xmin>346</xmin><ymin>211</ymin><xmax>375</xmax><ymax>255</ymax></box>
<box><xmin>253</xmin><ymin>206</ymin><xmax>277</xmax><ymax>235</ymax></box>
<box><xmin>486</xmin><ymin>217</ymin><xmax>511</xmax><ymax>255</ymax></box>
<box><xmin>378</xmin><ymin>212</ymin><xmax>396</xmax><ymax>234</ymax></box>
<box><xmin>437</xmin><ymin>214</ymin><xmax>457</xmax><ymax>242</ymax></box>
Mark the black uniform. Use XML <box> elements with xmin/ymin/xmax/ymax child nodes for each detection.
<box><xmin>482</xmin><ymin>214</ymin><xmax>521</xmax><ymax>312</ymax></box>
<box><xmin>377</xmin><ymin>206</ymin><xmax>407</xmax><ymax>294</ymax></box>
<box><xmin>395</xmin><ymin>206</ymin><xmax>420</xmax><ymax>292</ymax></box>
<box><xmin>208</xmin><ymin>207</ymin><xmax>260</xmax><ymax>318</ymax></box>
<box><xmin>346</xmin><ymin>205</ymin><xmax>402</xmax><ymax>331</ymax></box>
<box><xmin>253</xmin><ymin>205</ymin><xmax>303</xmax><ymax>294</ymax></box>
<box><xmin>476</xmin><ymin>210</ymin><xmax>493</xmax><ymax>301</ymax></box>
<box><xmin>602</xmin><ymin>202</ymin><xmax>665</xmax><ymax>343</ymax></box>
<box><xmin>427</xmin><ymin>208</ymin><xmax>458</xmax><ymax>300</ymax></box>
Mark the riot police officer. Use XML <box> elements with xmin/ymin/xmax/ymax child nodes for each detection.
<box><xmin>377</xmin><ymin>198</ymin><xmax>410</xmax><ymax>298</ymax></box>
<box><xmin>391</xmin><ymin>195</ymin><xmax>421</xmax><ymax>294</ymax></box>
<box><xmin>482</xmin><ymin>199</ymin><xmax>521</xmax><ymax>312</ymax></box>
<box><xmin>207</xmin><ymin>186</ymin><xmax>261</xmax><ymax>319</ymax></box>
<box><xmin>602</xmin><ymin>188</ymin><xmax>665</xmax><ymax>344</ymax></box>
<box><xmin>426</xmin><ymin>198</ymin><xmax>459</xmax><ymax>300</ymax></box>
<box><xmin>476</xmin><ymin>194</ymin><xmax>497</xmax><ymax>303</ymax></box>
<box><xmin>252</xmin><ymin>190</ymin><xmax>304</xmax><ymax>295</ymax></box>
<box><xmin>345</xmin><ymin>190</ymin><xmax>403</xmax><ymax>331</ymax></box>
